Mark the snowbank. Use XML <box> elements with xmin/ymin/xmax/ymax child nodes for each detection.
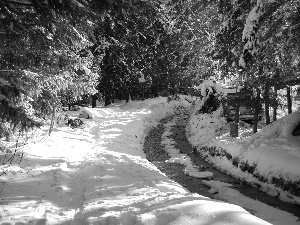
<box><xmin>187</xmin><ymin>99</ymin><xmax>300</xmax><ymax>205</ymax></box>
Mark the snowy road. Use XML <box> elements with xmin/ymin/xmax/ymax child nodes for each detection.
<box><xmin>0</xmin><ymin>99</ymin><xmax>287</xmax><ymax>224</ymax></box>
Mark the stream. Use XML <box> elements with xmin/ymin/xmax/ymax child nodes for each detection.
<box><xmin>143</xmin><ymin>114</ymin><xmax>300</xmax><ymax>222</ymax></box>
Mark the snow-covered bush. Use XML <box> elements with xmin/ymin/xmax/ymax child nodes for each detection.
<box><xmin>194</xmin><ymin>79</ymin><xmax>226</xmax><ymax>115</ymax></box>
<box><xmin>197</xmin><ymin>93</ymin><xmax>224</xmax><ymax>115</ymax></box>
<box><xmin>186</xmin><ymin>102</ymin><xmax>227</xmax><ymax>149</ymax></box>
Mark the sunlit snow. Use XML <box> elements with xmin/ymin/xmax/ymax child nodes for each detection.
<box><xmin>0</xmin><ymin>97</ymin><xmax>298</xmax><ymax>224</ymax></box>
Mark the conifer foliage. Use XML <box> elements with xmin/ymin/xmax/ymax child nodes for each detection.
<box><xmin>210</xmin><ymin>0</ymin><xmax>300</xmax><ymax>131</ymax></box>
<box><xmin>1</xmin><ymin>0</ymin><xmax>299</xmax><ymax>138</ymax></box>
<box><xmin>91</xmin><ymin>0</ymin><xmax>166</xmax><ymax>104</ymax></box>
<box><xmin>0</xmin><ymin>0</ymin><xmax>97</xmax><ymax>136</ymax></box>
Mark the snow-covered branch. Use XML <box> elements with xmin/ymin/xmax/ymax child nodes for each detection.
<box><xmin>240</xmin><ymin>0</ymin><xmax>264</xmax><ymax>67</ymax></box>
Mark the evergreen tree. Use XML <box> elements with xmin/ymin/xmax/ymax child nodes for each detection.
<box><xmin>91</xmin><ymin>0</ymin><xmax>166</xmax><ymax>105</ymax></box>
<box><xmin>0</xmin><ymin>0</ymin><xmax>98</xmax><ymax>135</ymax></box>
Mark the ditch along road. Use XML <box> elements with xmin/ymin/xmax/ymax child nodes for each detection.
<box><xmin>143</xmin><ymin>114</ymin><xmax>300</xmax><ymax>224</ymax></box>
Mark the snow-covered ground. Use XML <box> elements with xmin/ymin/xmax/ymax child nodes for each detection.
<box><xmin>162</xmin><ymin>113</ymin><xmax>300</xmax><ymax>225</ymax></box>
<box><xmin>187</xmin><ymin>98</ymin><xmax>300</xmax><ymax>206</ymax></box>
<box><xmin>0</xmin><ymin>96</ymin><xmax>299</xmax><ymax>224</ymax></box>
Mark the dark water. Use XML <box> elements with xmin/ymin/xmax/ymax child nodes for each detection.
<box><xmin>143</xmin><ymin>115</ymin><xmax>300</xmax><ymax>221</ymax></box>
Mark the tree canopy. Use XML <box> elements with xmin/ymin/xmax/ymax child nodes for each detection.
<box><xmin>0</xmin><ymin>0</ymin><xmax>97</xmax><ymax>133</ymax></box>
<box><xmin>1</xmin><ymin>0</ymin><xmax>299</xmax><ymax>136</ymax></box>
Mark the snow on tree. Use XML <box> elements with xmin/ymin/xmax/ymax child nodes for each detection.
<box><xmin>240</xmin><ymin>0</ymin><xmax>264</xmax><ymax>67</ymax></box>
<box><xmin>195</xmin><ymin>77</ymin><xmax>225</xmax><ymax>115</ymax></box>
<box><xmin>197</xmin><ymin>77</ymin><xmax>224</xmax><ymax>98</ymax></box>
<box><xmin>0</xmin><ymin>0</ymin><xmax>98</xmax><ymax>136</ymax></box>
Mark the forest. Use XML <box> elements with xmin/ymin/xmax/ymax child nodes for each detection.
<box><xmin>1</xmin><ymin>0</ymin><xmax>300</xmax><ymax>138</ymax></box>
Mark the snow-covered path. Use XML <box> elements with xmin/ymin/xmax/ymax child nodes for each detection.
<box><xmin>0</xmin><ymin>99</ymin><xmax>273</xmax><ymax>224</ymax></box>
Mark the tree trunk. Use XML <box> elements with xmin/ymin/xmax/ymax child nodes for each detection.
<box><xmin>65</xmin><ymin>96</ymin><xmax>71</xmax><ymax>110</ymax></box>
<box><xmin>152</xmin><ymin>82</ymin><xmax>158</xmax><ymax>98</ymax></box>
<box><xmin>104</xmin><ymin>92</ymin><xmax>111</xmax><ymax>106</ymax></box>
<box><xmin>265</xmin><ymin>102</ymin><xmax>270</xmax><ymax>125</ymax></box>
<box><xmin>125</xmin><ymin>91</ymin><xmax>129</xmax><ymax>102</ymax></box>
<box><xmin>264</xmin><ymin>84</ymin><xmax>270</xmax><ymax>125</ymax></box>
<box><xmin>104</xmin><ymin>74</ymin><xmax>111</xmax><ymax>106</ymax></box>
<box><xmin>234</xmin><ymin>99</ymin><xmax>240</xmax><ymax>124</ymax></box>
<box><xmin>273</xmin><ymin>106</ymin><xmax>277</xmax><ymax>121</ymax></box>
<box><xmin>287</xmin><ymin>85</ymin><xmax>292</xmax><ymax>114</ymax></box>
<box><xmin>253</xmin><ymin>88</ymin><xmax>261</xmax><ymax>133</ymax></box>
<box><xmin>230</xmin><ymin>98</ymin><xmax>240</xmax><ymax>137</ymax></box>
<box><xmin>49</xmin><ymin>99</ymin><xmax>57</xmax><ymax>135</ymax></box>
<box><xmin>273</xmin><ymin>86</ymin><xmax>278</xmax><ymax>121</ymax></box>
<box><xmin>92</xmin><ymin>94</ymin><xmax>97</xmax><ymax>108</ymax></box>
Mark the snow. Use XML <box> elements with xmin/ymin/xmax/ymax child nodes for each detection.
<box><xmin>203</xmin><ymin>180</ymin><xmax>300</xmax><ymax>225</ymax></box>
<box><xmin>162</xmin><ymin>118</ymin><xmax>214</xmax><ymax>179</ymax></box>
<box><xmin>224</xmin><ymin>113</ymin><xmax>300</xmax><ymax>183</ymax></box>
<box><xmin>187</xmin><ymin>97</ymin><xmax>300</xmax><ymax>208</ymax></box>
<box><xmin>79</xmin><ymin>107</ymin><xmax>95</xmax><ymax>119</ymax></box>
<box><xmin>240</xmin><ymin>0</ymin><xmax>264</xmax><ymax>66</ymax></box>
<box><xmin>82</xmin><ymin>65</ymin><xmax>91</xmax><ymax>75</ymax></box>
<box><xmin>0</xmin><ymin>96</ymin><xmax>298</xmax><ymax>224</ymax></box>
<box><xmin>196</xmin><ymin>80</ymin><xmax>225</xmax><ymax>98</ymax></box>
<box><xmin>239</xmin><ymin>56</ymin><xmax>246</xmax><ymax>68</ymax></box>
<box><xmin>0</xmin><ymin>77</ymin><xmax>11</xmax><ymax>86</ymax></box>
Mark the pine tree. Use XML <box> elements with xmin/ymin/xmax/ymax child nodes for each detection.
<box><xmin>0</xmin><ymin>0</ymin><xmax>97</xmax><ymax>135</ymax></box>
<box><xmin>91</xmin><ymin>0</ymin><xmax>166</xmax><ymax>105</ymax></box>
